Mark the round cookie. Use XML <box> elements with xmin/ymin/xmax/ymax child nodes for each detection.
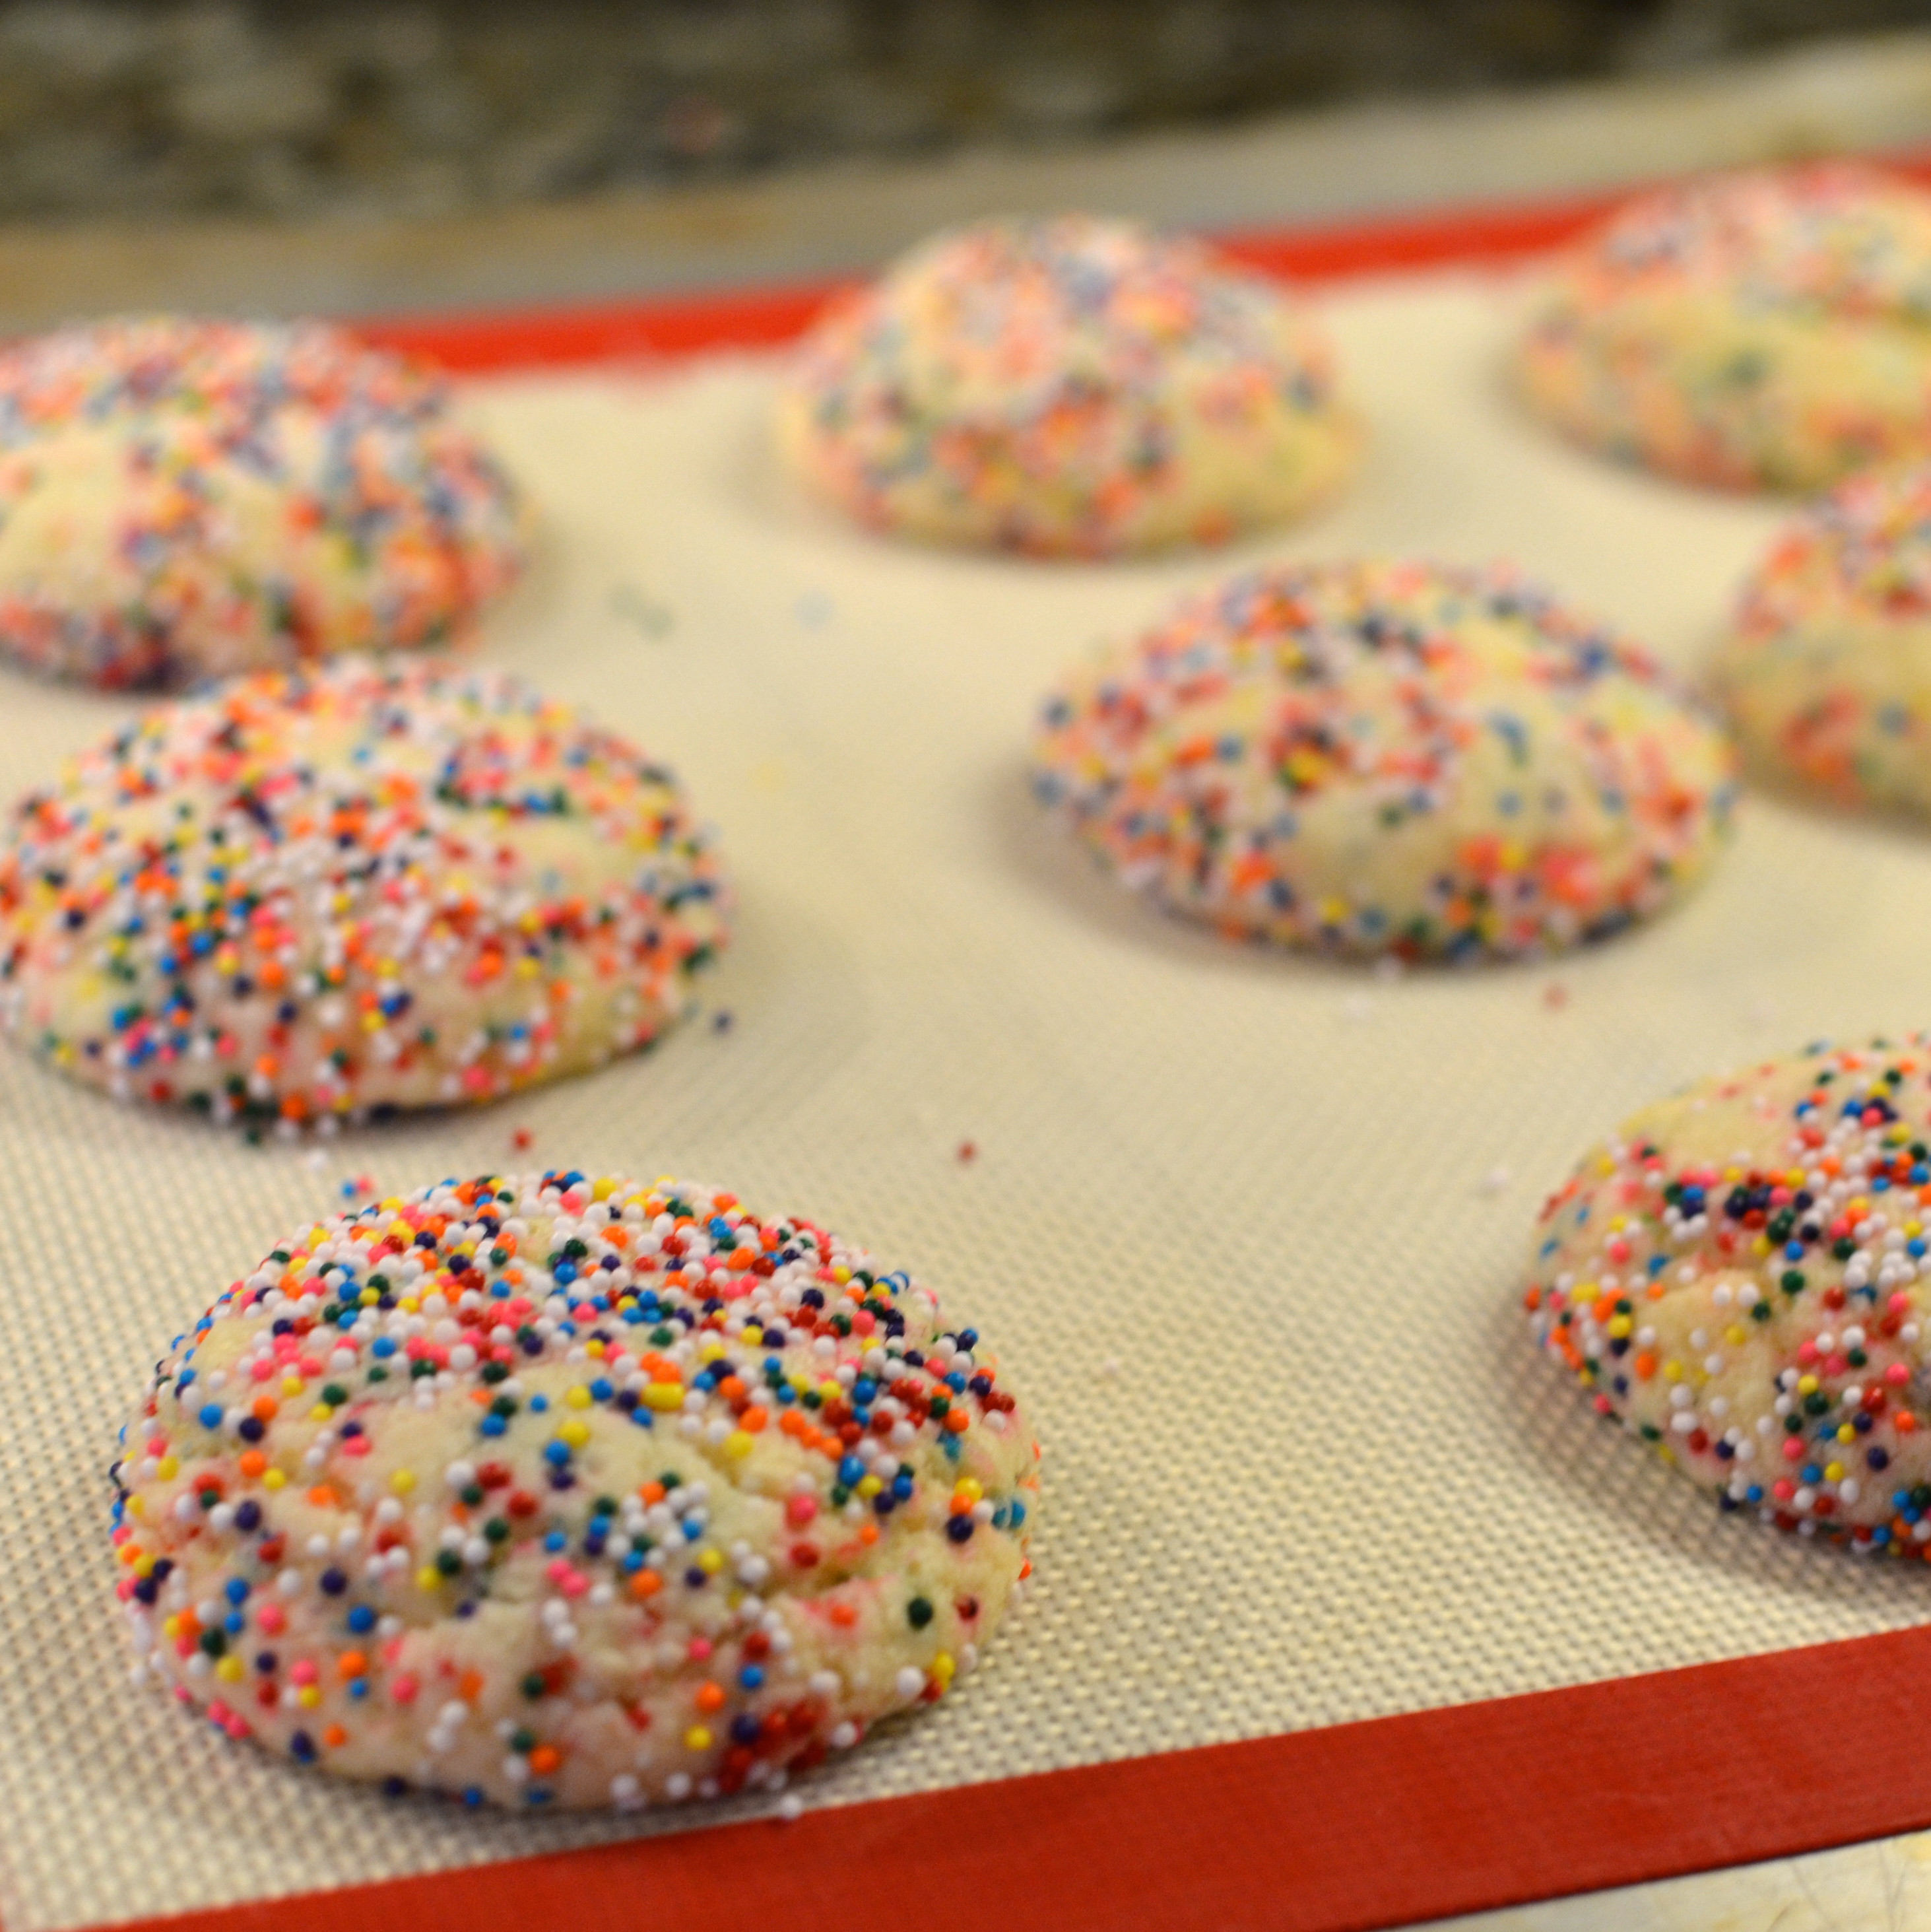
<box><xmin>0</xmin><ymin>658</ymin><xmax>727</xmax><ymax>1125</ymax></box>
<box><xmin>111</xmin><ymin>1170</ymin><xmax>1039</xmax><ymax>1810</ymax></box>
<box><xmin>1525</xmin><ymin>1039</ymin><xmax>1931</xmax><ymax>1551</ymax></box>
<box><xmin>1518</xmin><ymin>162</ymin><xmax>1931</xmax><ymax>492</ymax></box>
<box><xmin>1715</xmin><ymin>463</ymin><xmax>1931</xmax><ymax>813</ymax></box>
<box><xmin>0</xmin><ymin>316</ymin><xmax>527</xmax><ymax>689</ymax></box>
<box><xmin>1030</xmin><ymin>559</ymin><xmax>1736</xmax><ymax>960</ymax></box>
<box><xmin>777</xmin><ymin>214</ymin><xmax>1359</xmax><ymax>558</ymax></box>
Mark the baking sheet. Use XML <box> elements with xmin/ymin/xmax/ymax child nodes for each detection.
<box><xmin>4</xmin><ymin>272</ymin><xmax>1931</xmax><ymax>1930</ymax></box>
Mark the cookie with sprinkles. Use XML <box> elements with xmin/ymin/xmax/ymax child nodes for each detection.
<box><xmin>1525</xmin><ymin>1040</ymin><xmax>1931</xmax><ymax>1550</ymax></box>
<box><xmin>1716</xmin><ymin>462</ymin><xmax>1931</xmax><ymax>814</ymax></box>
<box><xmin>1030</xmin><ymin>558</ymin><xmax>1736</xmax><ymax>961</ymax></box>
<box><xmin>0</xmin><ymin>316</ymin><xmax>526</xmax><ymax>688</ymax></box>
<box><xmin>0</xmin><ymin>658</ymin><xmax>727</xmax><ymax>1124</ymax></box>
<box><xmin>1518</xmin><ymin>163</ymin><xmax>1931</xmax><ymax>492</ymax></box>
<box><xmin>776</xmin><ymin>214</ymin><xmax>1359</xmax><ymax>558</ymax></box>
<box><xmin>111</xmin><ymin>1171</ymin><xmax>1039</xmax><ymax>1809</ymax></box>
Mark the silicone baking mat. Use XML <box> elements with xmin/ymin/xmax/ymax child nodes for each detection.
<box><xmin>7</xmin><ymin>236</ymin><xmax>1931</xmax><ymax>1932</ymax></box>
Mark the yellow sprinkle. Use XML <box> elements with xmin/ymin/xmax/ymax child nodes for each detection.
<box><xmin>1827</xmin><ymin>1461</ymin><xmax>1846</xmax><ymax>1481</ymax></box>
<box><xmin>1798</xmin><ymin>1374</ymin><xmax>1819</xmax><ymax>1395</ymax></box>
<box><xmin>643</xmin><ymin>1385</ymin><xmax>683</xmax><ymax>1413</ymax></box>
<box><xmin>216</xmin><ymin>1656</ymin><xmax>244</xmax><ymax>1684</ymax></box>
<box><xmin>1572</xmin><ymin>1282</ymin><xmax>1600</xmax><ymax>1306</ymax></box>
<box><xmin>725</xmin><ymin>1431</ymin><xmax>754</xmax><ymax>1459</ymax></box>
<box><xmin>565</xmin><ymin>1387</ymin><xmax>593</xmax><ymax>1410</ymax></box>
<box><xmin>156</xmin><ymin>1455</ymin><xmax>178</xmax><ymax>1481</ymax></box>
<box><xmin>1751</xmin><ymin>1236</ymin><xmax>1771</xmax><ymax>1257</ymax></box>
<box><xmin>1837</xmin><ymin>1427</ymin><xmax>1855</xmax><ymax>1445</ymax></box>
<box><xmin>954</xmin><ymin>1477</ymin><xmax>984</xmax><ymax>1504</ymax></box>
<box><xmin>700</xmin><ymin>1339</ymin><xmax>727</xmax><ymax>1363</ymax></box>
<box><xmin>1606</xmin><ymin>1316</ymin><xmax>1633</xmax><ymax>1339</ymax></box>
<box><xmin>310</xmin><ymin>1404</ymin><xmax>334</xmax><ymax>1422</ymax></box>
<box><xmin>1662</xmin><ymin>1360</ymin><xmax>1684</xmax><ymax>1383</ymax></box>
<box><xmin>586</xmin><ymin>1339</ymin><xmax>606</xmax><ymax>1359</ymax></box>
<box><xmin>162</xmin><ymin>1615</ymin><xmax>180</xmax><ymax>1640</ymax></box>
<box><xmin>389</xmin><ymin>1470</ymin><xmax>416</xmax><ymax>1496</ymax></box>
<box><xmin>416</xmin><ymin>1566</ymin><xmax>442</xmax><ymax>1592</ymax></box>
<box><xmin>698</xmin><ymin>1549</ymin><xmax>725</xmax><ymax>1574</ymax></box>
<box><xmin>281</xmin><ymin>1375</ymin><xmax>304</xmax><ymax>1395</ymax></box>
<box><xmin>263</xmin><ymin>1469</ymin><xmax>287</xmax><ymax>1491</ymax></box>
<box><xmin>856</xmin><ymin>1474</ymin><xmax>883</xmax><ymax>1497</ymax></box>
<box><xmin>593</xmin><ymin>1178</ymin><xmax>616</xmax><ymax>1201</ymax></box>
<box><xmin>931</xmin><ymin>1651</ymin><xmax>956</xmax><ymax>1691</ymax></box>
<box><xmin>127</xmin><ymin>1494</ymin><xmax>145</xmax><ymax>1518</ymax></box>
<box><xmin>559</xmin><ymin>1420</ymin><xmax>591</xmax><ymax>1449</ymax></box>
<box><xmin>684</xmin><ymin>1725</ymin><xmax>712</xmax><ymax>1752</ymax></box>
<box><xmin>832</xmin><ymin>1267</ymin><xmax>851</xmax><ymax>1284</ymax></box>
<box><xmin>298</xmin><ymin>1684</ymin><xmax>321</xmax><ymax>1708</ymax></box>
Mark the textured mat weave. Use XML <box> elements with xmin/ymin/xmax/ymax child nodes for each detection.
<box><xmin>3</xmin><ymin>275</ymin><xmax>1930</xmax><ymax>1929</ymax></box>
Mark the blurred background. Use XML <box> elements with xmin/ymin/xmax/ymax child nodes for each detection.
<box><xmin>6</xmin><ymin>1</ymin><xmax>1931</xmax><ymax>321</ymax></box>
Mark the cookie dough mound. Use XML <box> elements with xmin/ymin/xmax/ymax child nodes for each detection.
<box><xmin>1030</xmin><ymin>559</ymin><xmax>1736</xmax><ymax>960</ymax></box>
<box><xmin>0</xmin><ymin>659</ymin><xmax>727</xmax><ymax>1123</ymax></box>
<box><xmin>0</xmin><ymin>316</ymin><xmax>527</xmax><ymax>688</ymax></box>
<box><xmin>777</xmin><ymin>214</ymin><xmax>1359</xmax><ymax>557</ymax></box>
<box><xmin>1518</xmin><ymin>163</ymin><xmax>1931</xmax><ymax>492</ymax></box>
<box><xmin>1716</xmin><ymin>463</ymin><xmax>1931</xmax><ymax>812</ymax></box>
<box><xmin>1525</xmin><ymin>1040</ymin><xmax>1931</xmax><ymax>1549</ymax></box>
<box><xmin>111</xmin><ymin>1171</ymin><xmax>1039</xmax><ymax>1810</ymax></box>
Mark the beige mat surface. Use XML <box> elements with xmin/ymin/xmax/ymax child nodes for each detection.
<box><xmin>3</xmin><ymin>275</ymin><xmax>1930</xmax><ymax>1929</ymax></box>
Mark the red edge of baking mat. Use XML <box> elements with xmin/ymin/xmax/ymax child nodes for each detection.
<box><xmin>350</xmin><ymin>147</ymin><xmax>1931</xmax><ymax>376</ymax></box>
<box><xmin>135</xmin><ymin>1620</ymin><xmax>1931</xmax><ymax>1932</ymax></box>
<box><xmin>37</xmin><ymin>159</ymin><xmax>1931</xmax><ymax>1932</ymax></box>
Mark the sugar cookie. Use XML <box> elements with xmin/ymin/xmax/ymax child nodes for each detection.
<box><xmin>778</xmin><ymin>215</ymin><xmax>1358</xmax><ymax>557</ymax></box>
<box><xmin>1519</xmin><ymin>163</ymin><xmax>1931</xmax><ymax>492</ymax></box>
<box><xmin>1717</xmin><ymin>462</ymin><xmax>1931</xmax><ymax>811</ymax></box>
<box><xmin>0</xmin><ymin>317</ymin><xmax>526</xmax><ymax>688</ymax></box>
<box><xmin>1526</xmin><ymin>1040</ymin><xmax>1931</xmax><ymax>1549</ymax></box>
<box><xmin>111</xmin><ymin>1170</ymin><xmax>1038</xmax><ymax>1809</ymax></box>
<box><xmin>0</xmin><ymin>659</ymin><xmax>726</xmax><ymax>1123</ymax></box>
<box><xmin>1031</xmin><ymin>559</ymin><xmax>1736</xmax><ymax>960</ymax></box>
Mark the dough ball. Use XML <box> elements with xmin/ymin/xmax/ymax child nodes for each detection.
<box><xmin>0</xmin><ymin>316</ymin><xmax>527</xmax><ymax>688</ymax></box>
<box><xmin>1717</xmin><ymin>461</ymin><xmax>1931</xmax><ymax>813</ymax></box>
<box><xmin>1526</xmin><ymin>1040</ymin><xmax>1931</xmax><ymax>1550</ymax></box>
<box><xmin>1518</xmin><ymin>163</ymin><xmax>1931</xmax><ymax>492</ymax></box>
<box><xmin>1031</xmin><ymin>558</ymin><xmax>1736</xmax><ymax>960</ymax></box>
<box><xmin>0</xmin><ymin>657</ymin><xmax>727</xmax><ymax>1123</ymax></box>
<box><xmin>112</xmin><ymin>1170</ymin><xmax>1039</xmax><ymax>1809</ymax></box>
<box><xmin>777</xmin><ymin>214</ymin><xmax>1359</xmax><ymax>557</ymax></box>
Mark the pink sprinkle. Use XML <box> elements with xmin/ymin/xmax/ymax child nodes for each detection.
<box><xmin>687</xmin><ymin>1636</ymin><xmax>713</xmax><ymax>1662</ymax></box>
<box><xmin>391</xmin><ymin>1673</ymin><xmax>419</xmax><ymax>1705</ymax></box>
<box><xmin>786</xmin><ymin>1494</ymin><xmax>818</xmax><ymax>1527</ymax></box>
<box><xmin>290</xmin><ymin>1659</ymin><xmax>319</xmax><ymax>1686</ymax></box>
<box><xmin>256</xmin><ymin>1602</ymin><xmax>286</xmax><ymax>1635</ymax></box>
